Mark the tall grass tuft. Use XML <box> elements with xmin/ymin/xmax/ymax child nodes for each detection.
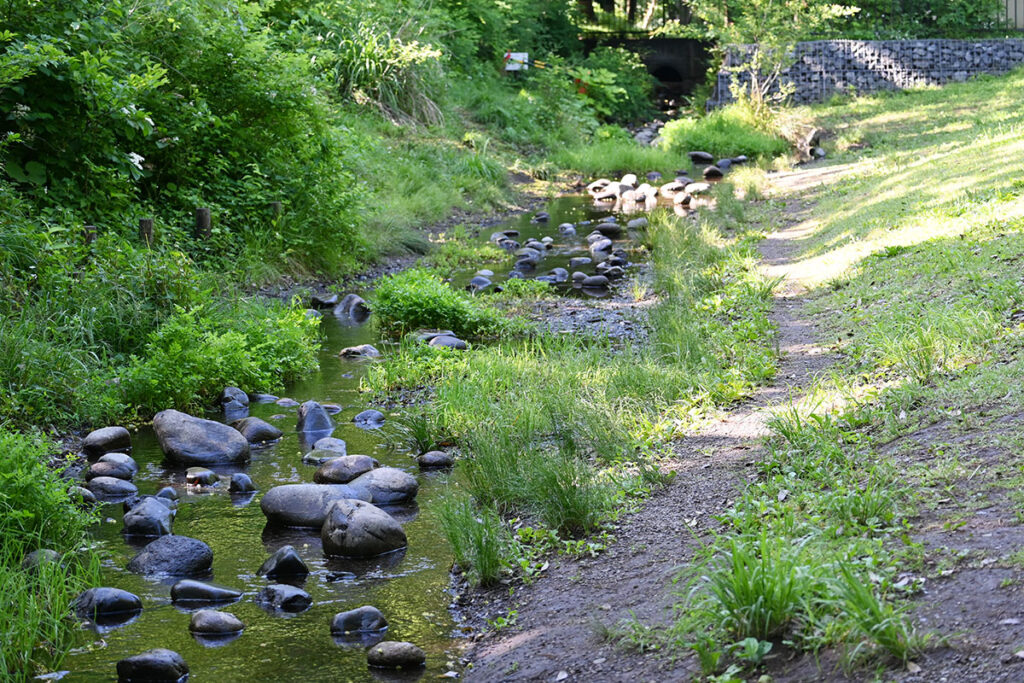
<box><xmin>838</xmin><ymin>565</ymin><xmax>929</xmax><ymax>664</ymax></box>
<box><xmin>439</xmin><ymin>497</ymin><xmax>507</xmax><ymax>586</ymax></box>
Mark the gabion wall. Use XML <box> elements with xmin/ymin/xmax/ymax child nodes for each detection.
<box><xmin>708</xmin><ymin>39</ymin><xmax>1024</xmax><ymax>106</ymax></box>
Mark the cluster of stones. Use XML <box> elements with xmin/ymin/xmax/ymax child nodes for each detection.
<box><xmin>630</xmin><ymin>119</ymin><xmax>665</xmax><ymax>146</ymax></box>
<box><xmin>709</xmin><ymin>39</ymin><xmax>1024</xmax><ymax>107</ymax></box>
<box><xmin>69</xmin><ymin>388</ymin><xmax>442</xmax><ymax>679</ymax></box>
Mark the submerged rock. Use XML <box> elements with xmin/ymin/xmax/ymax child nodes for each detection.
<box><xmin>126</xmin><ymin>535</ymin><xmax>213</xmax><ymax>577</ymax></box>
<box><xmin>260</xmin><ymin>484</ymin><xmax>372</xmax><ymax>528</ymax></box>
<box><xmin>349</xmin><ymin>467</ymin><xmax>418</xmax><ymax>505</ymax></box>
<box><xmin>171</xmin><ymin>579</ymin><xmax>242</xmax><ymax>605</ymax></box>
<box><xmin>314</xmin><ymin>455</ymin><xmax>378</xmax><ymax>484</ymax></box>
<box><xmin>257</xmin><ymin>545</ymin><xmax>309</xmax><ymax>580</ymax></box>
<box><xmin>186</xmin><ymin>467</ymin><xmax>219</xmax><ymax>486</ymax></box>
<box><xmin>189</xmin><ymin>610</ymin><xmax>243</xmax><ymax>636</ymax></box>
<box><xmin>321</xmin><ymin>499</ymin><xmax>407</xmax><ymax>558</ymax></box>
<box><xmin>296</xmin><ymin>401</ymin><xmax>333</xmax><ymax>434</ymax></box>
<box><xmin>353</xmin><ymin>409</ymin><xmax>386</xmax><ymax>429</ymax></box>
<box><xmin>153</xmin><ymin>410</ymin><xmax>250</xmax><ymax>466</ymax></box>
<box><xmin>339</xmin><ymin>344</ymin><xmax>381</xmax><ymax>359</ymax></box>
<box><xmin>366</xmin><ymin>641</ymin><xmax>426</xmax><ymax>669</ymax></box>
<box><xmin>333</xmin><ymin>293</ymin><xmax>371</xmax><ymax>322</ymax></box>
<box><xmin>116</xmin><ymin>649</ymin><xmax>188</xmax><ymax>682</ymax></box>
<box><xmin>256</xmin><ymin>584</ymin><xmax>312</xmax><ymax>613</ymax></box>
<box><xmin>228</xmin><ymin>473</ymin><xmax>256</xmax><ymax>493</ymax></box>
<box><xmin>331</xmin><ymin>605</ymin><xmax>388</xmax><ymax>634</ymax></box>
<box><xmin>313</xmin><ymin>437</ymin><xmax>347</xmax><ymax>455</ymax></box>
<box><xmin>75</xmin><ymin>587</ymin><xmax>142</xmax><ymax>619</ymax></box>
<box><xmin>232</xmin><ymin>417</ymin><xmax>283</xmax><ymax>444</ymax></box>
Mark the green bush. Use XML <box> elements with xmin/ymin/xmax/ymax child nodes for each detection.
<box><xmin>372</xmin><ymin>268</ymin><xmax>507</xmax><ymax>338</ymax></box>
<box><xmin>121</xmin><ymin>300</ymin><xmax>320</xmax><ymax>413</ymax></box>
<box><xmin>570</xmin><ymin>46</ymin><xmax>656</xmax><ymax>123</ymax></box>
<box><xmin>660</xmin><ymin>104</ymin><xmax>790</xmax><ymax>160</ymax></box>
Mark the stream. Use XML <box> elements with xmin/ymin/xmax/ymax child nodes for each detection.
<box><xmin>63</xmin><ymin>194</ymin><xmax>651</xmax><ymax>681</ymax></box>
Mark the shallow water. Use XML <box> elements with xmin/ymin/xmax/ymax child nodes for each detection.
<box><xmin>64</xmin><ymin>195</ymin><xmax>643</xmax><ymax>681</ymax></box>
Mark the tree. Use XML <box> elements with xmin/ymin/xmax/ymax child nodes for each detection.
<box><xmin>686</xmin><ymin>0</ymin><xmax>857</xmax><ymax>118</ymax></box>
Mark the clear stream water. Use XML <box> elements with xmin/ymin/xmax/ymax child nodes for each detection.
<box><xmin>63</xmin><ymin>195</ymin><xmax>649</xmax><ymax>682</ymax></box>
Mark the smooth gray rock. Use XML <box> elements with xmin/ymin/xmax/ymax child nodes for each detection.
<box><xmin>366</xmin><ymin>641</ymin><xmax>426</xmax><ymax>669</ymax></box>
<box><xmin>302</xmin><ymin>448</ymin><xmax>343</xmax><ymax>465</ymax></box>
<box><xmin>353</xmin><ymin>409</ymin><xmax>386</xmax><ymax>429</ymax></box>
<box><xmin>276</xmin><ymin>397</ymin><xmax>300</xmax><ymax>407</ymax></box>
<box><xmin>685</xmin><ymin>182</ymin><xmax>711</xmax><ymax>195</ymax></box>
<box><xmin>189</xmin><ymin>609</ymin><xmax>243</xmax><ymax>635</ymax></box>
<box><xmin>85</xmin><ymin>457</ymin><xmax>136</xmax><ymax>482</ymax></box>
<box><xmin>321</xmin><ymin>499</ymin><xmax>407</xmax><ymax>558</ymax></box>
<box><xmin>582</xmin><ymin>275</ymin><xmax>610</xmax><ymax>288</ymax></box>
<box><xmin>153</xmin><ymin>410</ymin><xmax>250</xmax><ymax>466</ymax></box>
<box><xmin>256</xmin><ymin>584</ymin><xmax>312</xmax><ymax>613</ymax></box>
<box><xmin>155</xmin><ymin>486</ymin><xmax>179</xmax><ymax>501</ymax></box>
<box><xmin>548</xmin><ymin>268</ymin><xmax>569</xmax><ymax>283</ymax></box>
<box><xmin>257</xmin><ymin>545</ymin><xmax>309</xmax><ymax>580</ymax></box>
<box><xmin>467</xmin><ymin>275</ymin><xmax>491</xmax><ymax>291</ymax></box>
<box><xmin>313</xmin><ymin>437</ymin><xmax>347</xmax><ymax>455</ymax></box>
<box><xmin>688</xmin><ymin>150</ymin><xmax>714</xmax><ymax>164</ymax></box>
<box><xmin>417</xmin><ymin>451</ymin><xmax>454</xmax><ymax>469</ymax></box>
<box><xmin>594</xmin><ymin>222</ymin><xmax>622</xmax><ymax>238</ymax></box>
<box><xmin>249</xmin><ymin>393</ymin><xmax>279</xmax><ymax>403</ymax></box>
<box><xmin>428</xmin><ymin>335</ymin><xmax>468</xmax><ymax>350</ymax></box>
<box><xmin>702</xmin><ymin>165</ymin><xmax>724</xmax><ymax>180</ymax></box>
<box><xmin>75</xmin><ymin>587</ymin><xmax>142</xmax><ymax>619</ymax></box>
<box><xmin>627</xmin><ymin>217</ymin><xmax>648</xmax><ymax>229</ymax></box>
<box><xmin>82</xmin><ymin>426</ymin><xmax>131</xmax><ymax>460</ymax></box>
<box><xmin>228</xmin><ymin>473</ymin><xmax>256</xmax><ymax>493</ymax></box>
<box><xmin>122</xmin><ymin>496</ymin><xmax>174</xmax><ymax>537</ymax></box>
<box><xmin>296</xmin><ymin>401</ymin><xmax>333</xmax><ymax>434</ymax></box>
<box><xmin>331</xmin><ymin>605</ymin><xmax>388</xmax><ymax>634</ymax></box>
<box><xmin>72</xmin><ymin>485</ymin><xmax>97</xmax><ymax>505</ymax></box>
<box><xmin>85</xmin><ymin>476</ymin><xmax>138</xmax><ymax>498</ymax></box>
<box><xmin>333</xmin><ymin>293</ymin><xmax>370</xmax><ymax>322</ymax></box>
<box><xmin>339</xmin><ymin>344</ymin><xmax>381</xmax><ymax>358</ymax></box>
<box><xmin>219</xmin><ymin>386</ymin><xmax>249</xmax><ymax>411</ymax></box>
<box><xmin>310</xmin><ymin>292</ymin><xmax>338</xmax><ymax>309</ymax></box>
<box><xmin>171</xmin><ymin>579</ymin><xmax>242</xmax><ymax>604</ymax></box>
<box><xmin>349</xmin><ymin>467</ymin><xmax>418</xmax><ymax>505</ymax></box>
<box><xmin>568</xmin><ymin>257</ymin><xmax>591</xmax><ymax>269</ymax></box>
<box><xmin>21</xmin><ymin>549</ymin><xmax>61</xmax><ymax>572</ymax></box>
<box><xmin>126</xmin><ymin>535</ymin><xmax>213</xmax><ymax>577</ymax></box>
<box><xmin>314</xmin><ymin>455</ymin><xmax>378</xmax><ymax>484</ymax></box>
<box><xmin>260</xmin><ymin>484</ymin><xmax>372</xmax><ymax>528</ymax></box>
<box><xmin>116</xmin><ymin>649</ymin><xmax>188</xmax><ymax>682</ymax></box>
<box><xmin>232</xmin><ymin>417</ymin><xmax>283</xmax><ymax>444</ymax></box>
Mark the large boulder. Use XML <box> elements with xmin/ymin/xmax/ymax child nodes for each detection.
<box><xmin>122</xmin><ymin>496</ymin><xmax>174</xmax><ymax>537</ymax></box>
<box><xmin>260</xmin><ymin>484</ymin><xmax>371</xmax><ymax>528</ymax></box>
<box><xmin>331</xmin><ymin>605</ymin><xmax>388</xmax><ymax>634</ymax></box>
<box><xmin>296</xmin><ymin>401</ymin><xmax>333</xmax><ymax>434</ymax></box>
<box><xmin>153</xmin><ymin>410</ymin><xmax>250</xmax><ymax>466</ymax></box>
<box><xmin>333</xmin><ymin>294</ymin><xmax>370</xmax><ymax>322</ymax></box>
<box><xmin>126</xmin><ymin>535</ymin><xmax>213</xmax><ymax>577</ymax></box>
<box><xmin>171</xmin><ymin>579</ymin><xmax>242</xmax><ymax>605</ymax></box>
<box><xmin>349</xmin><ymin>467</ymin><xmax>418</xmax><ymax>505</ymax></box>
<box><xmin>314</xmin><ymin>455</ymin><xmax>378</xmax><ymax>484</ymax></box>
<box><xmin>189</xmin><ymin>610</ymin><xmax>243</xmax><ymax>636</ymax></box>
<box><xmin>321</xmin><ymin>499</ymin><xmax>407</xmax><ymax>558</ymax></box>
<box><xmin>257</xmin><ymin>545</ymin><xmax>309</xmax><ymax>580</ymax></box>
<box><xmin>116</xmin><ymin>649</ymin><xmax>188</xmax><ymax>682</ymax></box>
<box><xmin>74</xmin><ymin>587</ymin><xmax>142</xmax><ymax>619</ymax></box>
<box><xmin>232</xmin><ymin>417</ymin><xmax>283</xmax><ymax>444</ymax></box>
<box><xmin>366</xmin><ymin>641</ymin><xmax>426</xmax><ymax>669</ymax></box>
<box><xmin>255</xmin><ymin>584</ymin><xmax>312</xmax><ymax>613</ymax></box>
<box><xmin>82</xmin><ymin>426</ymin><xmax>131</xmax><ymax>460</ymax></box>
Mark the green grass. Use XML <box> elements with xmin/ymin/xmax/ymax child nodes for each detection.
<box><xmin>368</xmin><ymin>208</ymin><xmax>779</xmax><ymax>584</ymax></box>
<box><xmin>660</xmin><ymin>104</ymin><xmax>790</xmax><ymax>160</ymax></box>
<box><xmin>552</xmin><ymin>138</ymin><xmax>689</xmax><ymax>177</ymax></box>
<box><xmin>0</xmin><ymin>430</ymin><xmax>98</xmax><ymax>680</ymax></box>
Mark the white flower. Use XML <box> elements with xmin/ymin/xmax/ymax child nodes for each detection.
<box><xmin>127</xmin><ymin>152</ymin><xmax>145</xmax><ymax>170</ymax></box>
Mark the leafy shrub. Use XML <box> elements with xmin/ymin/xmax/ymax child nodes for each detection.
<box><xmin>660</xmin><ymin>104</ymin><xmax>790</xmax><ymax>159</ymax></box>
<box><xmin>571</xmin><ymin>47</ymin><xmax>656</xmax><ymax>123</ymax></box>
<box><xmin>121</xmin><ymin>300</ymin><xmax>320</xmax><ymax>413</ymax></box>
<box><xmin>372</xmin><ymin>268</ymin><xmax>507</xmax><ymax>338</ymax></box>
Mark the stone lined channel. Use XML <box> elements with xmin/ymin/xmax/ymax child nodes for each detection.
<box><xmin>64</xmin><ymin>193</ymin><xmax>653</xmax><ymax>681</ymax></box>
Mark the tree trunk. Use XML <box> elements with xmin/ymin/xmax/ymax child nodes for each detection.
<box><xmin>627</xmin><ymin>0</ymin><xmax>638</xmax><ymax>23</ymax></box>
<box><xmin>598</xmin><ymin>0</ymin><xmax>615</xmax><ymax>14</ymax></box>
<box><xmin>578</xmin><ymin>0</ymin><xmax>596</xmax><ymax>21</ymax></box>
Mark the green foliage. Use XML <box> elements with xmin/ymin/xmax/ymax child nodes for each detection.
<box><xmin>832</xmin><ymin>0</ymin><xmax>1010</xmax><ymax>38</ymax></box>
<box><xmin>372</xmin><ymin>268</ymin><xmax>508</xmax><ymax>338</ymax></box>
<box><xmin>660</xmin><ymin>104</ymin><xmax>790</xmax><ymax>160</ymax></box>
<box><xmin>0</xmin><ymin>430</ymin><xmax>97</xmax><ymax>679</ymax></box>
<box><xmin>122</xmin><ymin>300</ymin><xmax>320</xmax><ymax>413</ymax></box>
<box><xmin>439</xmin><ymin>497</ymin><xmax>508</xmax><ymax>586</ymax></box>
<box><xmin>568</xmin><ymin>47</ymin><xmax>656</xmax><ymax>122</ymax></box>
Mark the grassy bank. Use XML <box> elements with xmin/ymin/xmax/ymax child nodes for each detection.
<box><xmin>366</xmin><ymin>199</ymin><xmax>779</xmax><ymax>585</ymax></box>
<box><xmin>623</xmin><ymin>68</ymin><xmax>1024</xmax><ymax>679</ymax></box>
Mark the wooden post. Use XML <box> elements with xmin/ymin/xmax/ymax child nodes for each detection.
<box><xmin>194</xmin><ymin>207</ymin><xmax>211</xmax><ymax>239</ymax></box>
<box><xmin>83</xmin><ymin>225</ymin><xmax>97</xmax><ymax>245</ymax></box>
<box><xmin>139</xmin><ymin>218</ymin><xmax>154</xmax><ymax>247</ymax></box>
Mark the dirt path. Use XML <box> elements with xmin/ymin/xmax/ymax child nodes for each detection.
<box><xmin>462</xmin><ymin>195</ymin><xmax>835</xmax><ymax>682</ymax></box>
